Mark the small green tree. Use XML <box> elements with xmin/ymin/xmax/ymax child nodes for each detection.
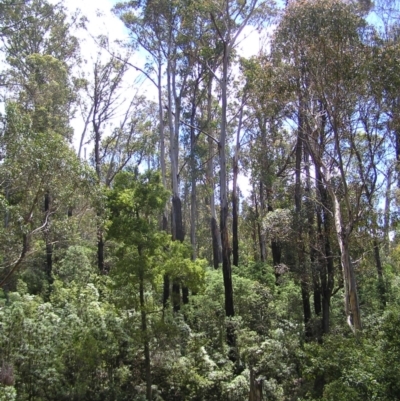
<box><xmin>107</xmin><ymin>170</ymin><xmax>205</xmax><ymax>400</ymax></box>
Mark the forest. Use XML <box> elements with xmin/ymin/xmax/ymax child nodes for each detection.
<box><xmin>1</xmin><ymin>0</ymin><xmax>400</xmax><ymax>400</ymax></box>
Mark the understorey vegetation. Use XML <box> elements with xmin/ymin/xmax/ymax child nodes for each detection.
<box><xmin>1</xmin><ymin>0</ymin><xmax>400</xmax><ymax>399</ymax></box>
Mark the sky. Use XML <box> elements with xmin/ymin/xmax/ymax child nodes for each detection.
<box><xmin>57</xmin><ymin>0</ymin><xmax>265</xmax><ymax>195</ymax></box>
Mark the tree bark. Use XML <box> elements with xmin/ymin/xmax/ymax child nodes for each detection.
<box><xmin>232</xmin><ymin>105</ymin><xmax>243</xmax><ymax>267</ymax></box>
<box><xmin>295</xmin><ymin>106</ymin><xmax>312</xmax><ymax>339</ymax></box>
<box><xmin>139</xmin><ymin>247</ymin><xmax>151</xmax><ymax>401</ymax></box>
<box><xmin>220</xmin><ymin>40</ymin><xmax>236</xmax><ymax>351</ymax></box>
<box><xmin>44</xmin><ymin>192</ymin><xmax>53</xmax><ymax>282</ymax></box>
<box><xmin>258</xmin><ymin>183</ymin><xmax>267</xmax><ymax>263</ymax></box>
<box><xmin>206</xmin><ymin>77</ymin><xmax>222</xmax><ymax>269</ymax></box>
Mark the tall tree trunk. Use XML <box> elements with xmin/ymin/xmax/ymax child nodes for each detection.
<box><xmin>93</xmin><ymin>117</ymin><xmax>105</xmax><ymax>273</ymax></box>
<box><xmin>316</xmin><ymin>167</ymin><xmax>334</xmax><ymax>336</ymax></box>
<box><xmin>220</xmin><ymin>42</ymin><xmax>235</xmax><ymax>351</ymax></box>
<box><xmin>249</xmin><ymin>369</ymin><xmax>263</xmax><ymax>401</ymax></box>
<box><xmin>253</xmin><ymin>189</ymin><xmax>260</xmax><ymax>261</ymax></box>
<box><xmin>384</xmin><ymin>167</ymin><xmax>392</xmax><ymax>252</ymax></box>
<box><xmin>305</xmin><ymin>151</ymin><xmax>321</xmax><ymax>318</ymax></box>
<box><xmin>330</xmin><ymin>190</ymin><xmax>362</xmax><ymax>333</ymax></box>
<box><xmin>206</xmin><ymin>77</ymin><xmax>222</xmax><ymax>269</ymax></box>
<box><xmin>232</xmin><ymin>106</ymin><xmax>243</xmax><ymax>267</ymax></box>
<box><xmin>44</xmin><ymin>192</ymin><xmax>53</xmax><ymax>282</ymax></box>
<box><xmin>295</xmin><ymin>107</ymin><xmax>312</xmax><ymax>339</ymax></box>
<box><xmin>157</xmin><ymin>59</ymin><xmax>171</xmax><ymax>309</ymax></box>
<box><xmin>268</xmin><ymin>204</ymin><xmax>282</xmax><ymax>282</ymax></box>
<box><xmin>258</xmin><ymin>182</ymin><xmax>267</xmax><ymax>263</ymax></box>
<box><xmin>167</xmin><ymin>58</ymin><xmax>186</xmax><ymax>310</ymax></box>
<box><xmin>139</xmin><ymin>247</ymin><xmax>151</xmax><ymax>401</ymax></box>
<box><xmin>190</xmin><ymin>87</ymin><xmax>198</xmax><ymax>262</ymax></box>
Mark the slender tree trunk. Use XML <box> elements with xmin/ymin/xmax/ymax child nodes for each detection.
<box><xmin>295</xmin><ymin>107</ymin><xmax>312</xmax><ymax>339</ymax></box>
<box><xmin>220</xmin><ymin>42</ymin><xmax>235</xmax><ymax>351</ymax></box>
<box><xmin>315</xmin><ymin>104</ymin><xmax>334</xmax><ymax>336</ymax></box>
<box><xmin>316</xmin><ymin>171</ymin><xmax>334</xmax><ymax>336</ymax></box>
<box><xmin>305</xmin><ymin>151</ymin><xmax>321</xmax><ymax>318</ymax></box>
<box><xmin>232</xmin><ymin>106</ymin><xmax>243</xmax><ymax>267</ymax></box>
<box><xmin>139</xmin><ymin>247</ymin><xmax>151</xmax><ymax>401</ymax></box>
<box><xmin>157</xmin><ymin>59</ymin><xmax>171</xmax><ymax>309</ymax></box>
<box><xmin>167</xmin><ymin>57</ymin><xmax>187</xmax><ymax>309</ymax></box>
<box><xmin>93</xmin><ymin>116</ymin><xmax>105</xmax><ymax>273</ymax></box>
<box><xmin>44</xmin><ymin>192</ymin><xmax>52</xmax><ymax>282</ymax></box>
<box><xmin>372</xmin><ymin>232</ymin><xmax>386</xmax><ymax>308</ymax></box>
<box><xmin>268</xmin><ymin>204</ymin><xmax>282</xmax><ymax>282</ymax></box>
<box><xmin>384</xmin><ymin>167</ymin><xmax>392</xmax><ymax>252</ymax></box>
<box><xmin>206</xmin><ymin>77</ymin><xmax>222</xmax><ymax>269</ymax></box>
<box><xmin>258</xmin><ymin>182</ymin><xmax>267</xmax><ymax>263</ymax></box>
<box><xmin>249</xmin><ymin>368</ymin><xmax>263</xmax><ymax>401</ymax></box>
<box><xmin>330</xmin><ymin>190</ymin><xmax>362</xmax><ymax>332</ymax></box>
<box><xmin>253</xmin><ymin>189</ymin><xmax>260</xmax><ymax>261</ymax></box>
<box><xmin>190</xmin><ymin>88</ymin><xmax>198</xmax><ymax>261</ymax></box>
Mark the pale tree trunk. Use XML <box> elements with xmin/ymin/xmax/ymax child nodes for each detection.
<box><xmin>158</xmin><ymin>60</ymin><xmax>170</xmax><ymax>309</ymax></box>
<box><xmin>167</xmin><ymin>57</ymin><xmax>188</xmax><ymax>309</ymax></box>
<box><xmin>232</xmin><ymin>105</ymin><xmax>244</xmax><ymax>267</ymax></box>
<box><xmin>210</xmin><ymin>0</ymin><xmax>261</xmax><ymax>361</ymax></box>
<box><xmin>190</xmin><ymin>83</ymin><xmax>200</xmax><ymax>261</ymax></box>
<box><xmin>220</xmin><ymin>40</ymin><xmax>235</xmax><ymax>349</ymax></box>
<box><xmin>305</xmin><ymin>150</ymin><xmax>321</xmax><ymax>320</ymax></box>
<box><xmin>138</xmin><ymin>246</ymin><xmax>151</xmax><ymax>401</ymax></box>
<box><xmin>258</xmin><ymin>183</ymin><xmax>267</xmax><ymax>263</ymax></box>
<box><xmin>295</xmin><ymin>104</ymin><xmax>312</xmax><ymax>340</ymax></box>
<box><xmin>205</xmin><ymin>77</ymin><xmax>222</xmax><ymax>269</ymax></box>
<box><xmin>329</xmin><ymin>187</ymin><xmax>362</xmax><ymax>332</ymax></box>
<box><xmin>93</xmin><ymin>117</ymin><xmax>105</xmax><ymax>274</ymax></box>
<box><xmin>44</xmin><ymin>192</ymin><xmax>53</xmax><ymax>283</ymax></box>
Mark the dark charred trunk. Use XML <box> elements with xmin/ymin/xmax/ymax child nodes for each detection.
<box><xmin>373</xmin><ymin>237</ymin><xmax>386</xmax><ymax>308</ymax></box>
<box><xmin>268</xmin><ymin>205</ymin><xmax>282</xmax><ymax>281</ymax></box>
<box><xmin>384</xmin><ymin>168</ymin><xmax>392</xmax><ymax>252</ymax></box>
<box><xmin>172</xmin><ymin>196</ymin><xmax>184</xmax><ymax>241</ymax></box>
<box><xmin>97</xmin><ymin>229</ymin><xmax>104</xmax><ymax>274</ymax></box>
<box><xmin>221</xmin><ymin>204</ymin><xmax>235</xmax><ymax>349</ymax></box>
<box><xmin>172</xmin><ymin>196</ymin><xmax>186</xmax><ymax>309</ymax></box>
<box><xmin>316</xmin><ymin>168</ymin><xmax>334</xmax><ymax>335</ymax></box>
<box><xmin>163</xmin><ymin>274</ymin><xmax>170</xmax><ymax>310</ymax></box>
<box><xmin>172</xmin><ymin>282</ymin><xmax>180</xmax><ymax>313</ymax></box>
<box><xmin>396</xmin><ymin>128</ymin><xmax>400</xmax><ymax>188</ymax></box>
<box><xmin>249</xmin><ymin>368</ymin><xmax>263</xmax><ymax>401</ymax></box>
<box><xmin>162</xmin><ymin>213</ymin><xmax>170</xmax><ymax>309</ymax></box>
<box><xmin>211</xmin><ymin>217</ymin><xmax>220</xmax><ymax>269</ymax></box>
<box><xmin>301</xmin><ymin>280</ymin><xmax>312</xmax><ymax>340</ymax></box>
<box><xmin>232</xmin><ymin>187</ymin><xmax>239</xmax><ymax>267</ymax></box>
<box><xmin>44</xmin><ymin>193</ymin><xmax>52</xmax><ymax>282</ymax></box>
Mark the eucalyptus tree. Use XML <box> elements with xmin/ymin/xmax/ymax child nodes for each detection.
<box><xmin>202</xmin><ymin>0</ymin><xmax>275</xmax><ymax>358</ymax></box>
<box><xmin>274</xmin><ymin>0</ymin><xmax>386</xmax><ymax>334</ymax></box>
<box><xmin>240</xmin><ymin>55</ymin><xmax>291</xmax><ymax>268</ymax></box>
<box><xmin>114</xmin><ymin>0</ymin><xmax>202</xmax><ymax>309</ymax></box>
<box><xmin>79</xmin><ymin>53</ymin><xmax>152</xmax><ymax>273</ymax></box>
